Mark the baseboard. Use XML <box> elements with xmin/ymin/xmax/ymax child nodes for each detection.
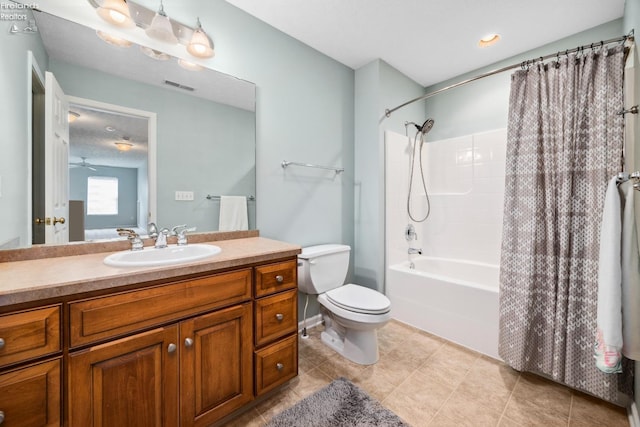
<box><xmin>298</xmin><ymin>314</ymin><xmax>323</xmax><ymax>334</ymax></box>
<box><xmin>629</xmin><ymin>401</ymin><xmax>639</xmax><ymax>427</ymax></box>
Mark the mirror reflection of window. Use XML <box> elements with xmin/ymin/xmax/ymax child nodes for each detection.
<box><xmin>87</xmin><ymin>176</ymin><xmax>118</xmax><ymax>216</ymax></box>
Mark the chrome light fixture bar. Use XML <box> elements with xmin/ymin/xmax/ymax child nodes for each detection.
<box><xmin>88</xmin><ymin>0</ymin><xmax>214</xmax><ymax>59</ymax></box>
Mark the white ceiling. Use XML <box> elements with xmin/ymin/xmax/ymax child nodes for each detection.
<box><xmin>225</xmin><ymin>0</ymin><xmax>626</xmax><ymax>87</ymax></box>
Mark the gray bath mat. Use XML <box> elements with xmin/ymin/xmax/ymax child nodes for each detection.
<box><xmin>264</xmin><ymin>377</ymin><xmax>410</xmax><ymax>426</ymax></box>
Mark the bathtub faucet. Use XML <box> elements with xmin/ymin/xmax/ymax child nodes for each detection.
<box><xmin>408</xmin><ymin>247</ymin><xmax>422</xmax><ymax>255</ymax></box>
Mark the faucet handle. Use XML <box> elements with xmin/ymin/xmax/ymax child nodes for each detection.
<box><xmin>175</xmin><ymin>226</ymin><xmax>196</xmax><ymax>245</ymax></box>
<box><xmin>117</xmin><ymin>228</ymin><xmax>138</xmax><ymax>238</ymax></box>
<box><xmin>171</xmin><ymin>224</ymin><xmax>187</xmax><ymax>235</ymax></box>
<box><xmin>147</xmin><ymin>222</ymin><xmax>158</xmax><ymax>238</ymax></box>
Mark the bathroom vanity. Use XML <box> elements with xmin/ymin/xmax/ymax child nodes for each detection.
<box><xmin>0</xmin><ymin>234</ymin><xmax>300</xmax><ymax>426</ymax></box>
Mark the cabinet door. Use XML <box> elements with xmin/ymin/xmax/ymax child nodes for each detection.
<box><xmin>68</xmin><ymin>326</ymin><xmax>179</xmax><ymax>427</ymax></box>
<box><xmin>180</xmin><ymin>303</ymin><xmax>253</xmax><ymax>427</ymax></box>
<box><xmin>0</xmin><ymin>358</ymin><xmax>61</xmax><ymax>427</ymax></box>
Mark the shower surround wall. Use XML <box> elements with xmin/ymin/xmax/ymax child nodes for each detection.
<box><xmin>385</xmin><ymin>128</ymin><xmax>506</xmax><ymax>357</ymax></box>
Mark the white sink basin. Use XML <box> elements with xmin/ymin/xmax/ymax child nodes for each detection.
<box><xmin>104</xmin><ymin>244</ymin><xmax>221</xmax><ymax>267</ymax></box>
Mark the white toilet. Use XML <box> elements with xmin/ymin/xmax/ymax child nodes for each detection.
<box><xmin>298</xmin><ymin>244</ymin><xmax>391</xmax><ymax>365</ymax></box>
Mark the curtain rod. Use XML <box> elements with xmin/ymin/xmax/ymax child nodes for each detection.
<box><xmin>384</xmin><ymin>31</ymin><xmax>634</xmax><ymax>118</ymax></box>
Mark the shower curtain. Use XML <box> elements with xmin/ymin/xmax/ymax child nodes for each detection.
<box><xmin>498</xmin><ymin>44</ymin><xmax>631</xmax><ymax>402</ymax></box>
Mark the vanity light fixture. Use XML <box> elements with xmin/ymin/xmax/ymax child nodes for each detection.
<box><xmin>97</xmin><ymin>0</ymin><xmax>135</xmax><ymax>29</ymax></box>
<box><xmin>96</xmin><ymin>30</ymin><xmax>132</xmax><ymax>47</ymax></box>
<box><xmin>68</xmin><ymin>111</ymin><xmax>80</xmax><ymax>123</ymax></box>
<box><xmin>478</xmin><ymin>33</ymin><xmax>500</xmax><ymax>47</ymax></box>
<box><xmin>177</xmin><ymin>58</ymin><xmax>203</xmax><ymax>71</ymax></box>
<box><xmin>140</xmin><ymin>45</ymin><xmax>170</xmax><ymax>60</ymax></box>
<box><xmin>145</xmin><ymin>1</ymin><xmax>178</xmax><ymax>44</ymax></box>
<box><xmin>187</xmin><ymin>18</ymin><xmax>214</xmax><ymax>59</ymax></box>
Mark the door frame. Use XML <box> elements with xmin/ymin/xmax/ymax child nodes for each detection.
<box><xmin>26</xmin><ymin>51</ymin><xmax>45</xmax><ymax>246</ymax></box>
<box><xmin>66</xmin><ymin>96</ymin><xmax>157</xmax><ymax>227</ymax></box>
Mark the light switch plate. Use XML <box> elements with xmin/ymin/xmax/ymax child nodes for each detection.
<box><xmin>175</xmin><ymin>191</ymin><xmax>194</xmax><ymax>201</ymax></box>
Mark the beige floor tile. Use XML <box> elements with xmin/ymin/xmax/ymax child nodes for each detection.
<box><xmin>253</xmin><ymin>387</ymin><xmax>301</xmax><ymax>422</ymax></box>
<box><xmin>503</xmin><ymin>373</ymin><xmax>572</xmax><ymax>426</ymax></box>
<box><xmin>297</xmin><ymin>354</ymin><xmax>317</xmax><ymax>374</ymax></box>
<box><xmin>351</xmin><ymin>364</ymin><xmax>399</xmax><ymax>402</ymax></box>
<box><xmin>382</xmin><ymin>373</ymin><xmax>455</xmax><ymax>426</ymax></box>
<box><xmin>436</xmin><ymin>387</ymin><xmax>504</xmax><ymax>426</ymax></box>
<box><xmin>316</xmin><ymin>352</ymin><xmax>368</xmax><ymax>380</ymax></box>
<box><xmin>221</xmin><ymin>408</ymin><xmax>264</xmax><ymax>427</ymax></box>
<box><xmin>415</xmin><ymin>342</ymin><xmax>479</xmax><ymax>388</ymax></box>
<box><xmin>569</xmin><ymin>391</ymin><xmax>629</xmax><ymax>427</ymax></box>
<box><xmin>287</xmin><ymin>367</ymin><xmax>333</xmax><ymax>400</ymax></box>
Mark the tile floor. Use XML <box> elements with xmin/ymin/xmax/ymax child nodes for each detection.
<box><xmin>226</xmin><ymin>320</ymin><xmax>630</xmax><ymax>426</ymax></box>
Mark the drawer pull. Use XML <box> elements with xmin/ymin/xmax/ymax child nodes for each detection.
<box><xmin>275</xmin><ymin>275</ymin><xmax>284</xmax><ymax>283</ymax></box>
<box><xmin>167</xmin><ymin>343</ymin><xmax>177</xmax><ymax>353</ymax></box>
<box><xmin>0</xmin><ymin>410</ymin><xmax>5</xmax><ymax>424</ymax></box>
<box><xmin>184</xmin><ymin>338</ymin><xmax>194</xmax><ymax>348</ymax></box>
<box><xmin>275</xmin><ymin>313</ymin><xmax>284</xmax><ymax>321</ymax></box>
<box><xmin>276</xmin><ymin>362</ymin><xmax>284</xmax><ymax>371</ymax></box>
<box><xmin>0</xmin><ymin>338</ymin><xmax>4</xmax><ymax>350</ymax></box>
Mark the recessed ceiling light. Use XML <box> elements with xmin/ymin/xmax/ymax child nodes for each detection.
<box><xmin>478</xmin><ymin>33</ymin><xmax>500</xmax><ymax>48</ymax></box>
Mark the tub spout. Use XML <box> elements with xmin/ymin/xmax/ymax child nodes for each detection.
<box><xmin>408</xmin><ymin>247</ymin><xmax>422</xmax><ymax>255</ymax></box>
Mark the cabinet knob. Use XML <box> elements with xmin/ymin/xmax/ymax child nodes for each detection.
<box><xmin>0</xmin><ymin>410</ymin><xmax>5</xmax><ymax>424</ymax></box>
<box><xmin>275</xmin><ymin>275</ymin><xmax>284</xmax><ymax>283</ymax></box>
<box><xmin>276</xmin><ymin>363</ymin><xmax>284</xmax><ymax>371</ymax></box>
<box><xmin>0</xmin><ymin>338</ymin><xmax>4</xmax><ymax>350</ymax></box>
<box><xmin>184</xmin><ymin>338</ymin><xmax>194</xmax><ymax>348</ymax></box>
<box><xmin>275</xmin><ymin>313</ymin><xmax>284</xmax><ymax>321</ymax></box>
<box><xmin>167</xmin><ymin>343</ymin><xmax>177</xmax><ymax>353</ymax></box>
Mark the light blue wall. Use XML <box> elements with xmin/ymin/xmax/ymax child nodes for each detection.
<box><xmin>354</xmin><ymin>59</ymin><xmax>425</xmax><ymax>292</ymax></box>
<box><xmin>69</xmin><ymin>166</ymin><xmax>138</xmax><ymax>229</ymax></box>
<box><xmin>49</xmin><ymin>59</ymin><xmax>256</xmax><ymax>232</ymax></box>
<box><xmin>423</xmin><ymin>19</ymin><xmax>623</xmax><ymax>141</ymax></box>
<box><xmin>138</xmin><ymin>1</ymin><xmax>356</xmax><ymax>250</ymax></box>
<box><xmin>0</xmin><ymin>9</ymin><xmax>48</xmax><ymax>248</ymax></box>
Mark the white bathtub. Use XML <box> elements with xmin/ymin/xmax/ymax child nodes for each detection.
<box><xmin>386</xmin><ymin>257</ymin><xmax>500</xmax><ymax>359</ymax></box>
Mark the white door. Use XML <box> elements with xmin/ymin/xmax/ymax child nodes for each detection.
<box><xmin>44</xmin><ymin>72</ymin><xmax>69</xmax><ymax>245</ymax></box>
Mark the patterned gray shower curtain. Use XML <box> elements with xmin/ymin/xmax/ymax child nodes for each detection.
<box><xmin>498</xmin><ymin>44</ymin><xmax>630</xmax><ymax>402</ymax></box>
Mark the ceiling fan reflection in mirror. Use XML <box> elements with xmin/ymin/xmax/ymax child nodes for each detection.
<box><xmin>69</xmin><ymin>157</ymin><xmax>103</xmax><ymax>171</ymax></box>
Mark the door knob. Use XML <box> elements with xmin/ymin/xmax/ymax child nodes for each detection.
<box><xmin>44</xmin><ymin>217</ymin><xmax>66</xmax><ymax>225</ymax></box>
<box><xmin>34</xmin><ymin>217</ymin><xmax>46</xmax><ymax>224</ymax></box>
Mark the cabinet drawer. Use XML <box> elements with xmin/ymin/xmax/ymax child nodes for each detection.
<box><xmin>0</xmin><ymin>358</ymin><xmax>61</xmax><ymax>426</ymax></box>
<box><xmin>255</xmin><ymin>260</ymin><xmax>297</xmax><ymax>297</ymax></box>
<box><xmin>255</xmin><ymin>289</ymin><xmax>297</xmax><ymax>347</ymax></box>
<box><xmin>0</xmin><ymin>305</ymin><xmax>60</xmax><ymax>368</ymax></box>
<box><xmin>255</xmin><ymin>335</ymin><xmax>298</xmax><ymax>396</ymax></box>
<box><xmin>70</xmin><ymin>269</ymin><xmax>252</xmax><ymax>347</ymax></box>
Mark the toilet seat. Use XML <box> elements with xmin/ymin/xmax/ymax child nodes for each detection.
<box><xmin>325</xmin><ymin>284</ymin><xmax>391</xmax><ymax>315</ymax></box>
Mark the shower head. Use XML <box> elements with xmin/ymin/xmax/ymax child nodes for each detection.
<box><xmin>418</xmin><ymin>119</ymin><xmax>435</xmax><ymax>134</ymax></box>
<box><xmin>404</xmin><ymin>119</ymin><xmax>435</xmax><ymax>135</ymax></box>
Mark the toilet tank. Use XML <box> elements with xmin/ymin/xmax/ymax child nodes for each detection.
<box><xmin>297</xmin><ymin>244</ymin><xmax>350</xmax><ymax>295</ymax></box>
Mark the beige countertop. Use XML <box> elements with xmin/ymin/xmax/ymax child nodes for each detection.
<box><xmin>0</xmin><ymin>237</ymin><xmax>301</xmax><ymax>307</ymax></box>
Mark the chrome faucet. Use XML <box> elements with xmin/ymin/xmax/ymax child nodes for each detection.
<box><xmin>408</xmin><ymin>247</ymin><xmax>422</xmax><ymax>255</ymax></box>
<box><xmin>171</xmin><ymin>224</ymin><xmax>196</xmax><ymax>246</ymax></box>
<box><xmin>405</xmin><ymin>224</ymin><xmax>418</xmax><ymax>241</ymax></box>
<box><xmin>148</xmin><ymin>222</ymin><xmax>169</xmax><ymax>248</ymax></box>
<box><xmin>117</xmin><ymin>228</ymin><xmax>144</xmax><ymax>251</ymax></box>
<box><xmin>155</xmin><ymin>228</ymin><xmax>170</xmax><ymax>248</ymax></box>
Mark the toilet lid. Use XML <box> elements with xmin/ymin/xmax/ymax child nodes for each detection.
<box><xmin>325</xmin><ymin>284</ymin><xmax>391</xmax><ymax>315</ymax></box>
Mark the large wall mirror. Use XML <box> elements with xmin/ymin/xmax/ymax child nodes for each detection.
<box><xmin>0</xmin><ymin>3</ymin><xmax>256</xmax><ymax>250</ymax></box>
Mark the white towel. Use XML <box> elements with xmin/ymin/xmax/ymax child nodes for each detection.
<box><xmin>218</xmin><ymin>196</ymin><xmax>248</xmax><ymax>231</ymax></box>
<box><xmin>620</xmin><ymin>181</ymin><xmax>640</xmax><ymax>359</ymax></box>
<box><xmin>596</xmin><ymin>177</ymin><xmax>623</xmax><ymax>358</ymax></box>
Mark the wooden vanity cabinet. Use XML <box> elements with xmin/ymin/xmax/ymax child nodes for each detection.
<box><xmin>0</xmin><ymin>306</ymin><xmax>62</xmax><ymax>427</ymax></box>
<box><xmin>0</xmin><ymin>253</ymin><xmax>299</xmax><ymax>427</ymax></box>
<box><xmin>253</xmin><ymin>260</ymin><xmax>299</xmax><ymax>396</ymax></box>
